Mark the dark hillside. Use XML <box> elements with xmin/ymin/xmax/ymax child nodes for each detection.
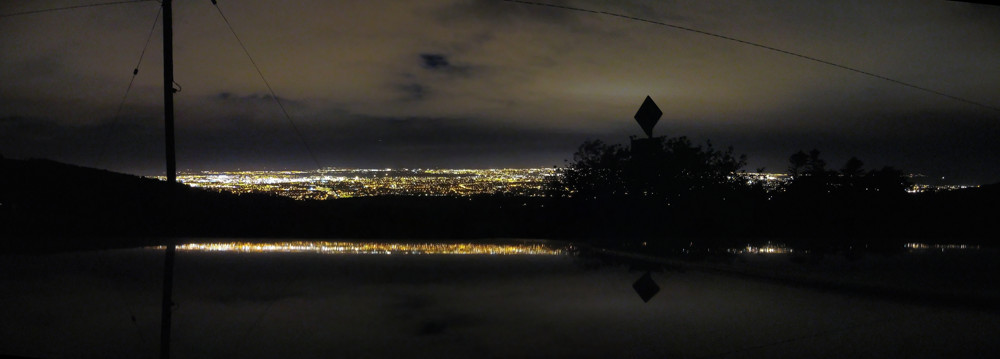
<box><xmin>1</xmin><ymin>158</ymin><xmax>299</xmax><ymax>250</ymax></box>
<box><xmin>0</xmin><ymin>158</ymin><xmax>558</xmax><ymax>250</ymax></box>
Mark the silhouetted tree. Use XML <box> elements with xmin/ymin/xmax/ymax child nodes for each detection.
<box><xmin>805</xmin><ymin>149</ymin><xmax>828</xmax><ymax>176</ymax></box>
<box><xmin>785</xmin><ymin>149</ymin><xmax>834</xmax><ymax>195</ymax></box>
<box><xmin>837</xmin><ymin>156</ymin><xmax>866</xmax><ymax>192</ymax></box>
<box><xmin>554</xmin><ymin>136</ymin><xmax>751</xmax><ymax>202</ymax></box>
<box><xmin>554</xmin><ymin>139</ymin><xmax>630</xmax><ymax>200</ymax></box>
<box><xmin>863</xmin><ymin>166</ymin><xmax>910</xmax><ymax>195</ymax></box>
<box><xmin>788</xmin><ymin>150</ymin><xmax>808</xmax><ymax>176</ymax></box>
<box><xmin>841</xmin><ymin>157</ymin><xmax>865</xmax><ymax>178</ymax></box>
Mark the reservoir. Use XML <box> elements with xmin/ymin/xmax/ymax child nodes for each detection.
<box><xmin>2</xmin><ymin>240</ymin><xmax>998</xmax><ymax>358</ymax></box>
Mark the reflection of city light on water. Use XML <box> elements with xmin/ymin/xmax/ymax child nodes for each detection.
<box><xmin>152</xmin><ymin>241</ymin><xmax>563</xmax><ymax>255</ymax></box>
<box><xmin>904</xmin><ymin>243</ymin><xmax>980</xmax><ymax>252</ymax></box>
<box><xmin>727</xmin><ymin>242</ymin><xmax>793</xmax><ymax>254</ymax></box>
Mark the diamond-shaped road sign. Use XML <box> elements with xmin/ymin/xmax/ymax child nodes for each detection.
<box><xmin>632</xmin><ymin>271</ymin><xmax>660</xmax><ymax>303</ymax></box>
<box><xmin>634</xmin><ymin>96</ymin><xmax>662</xmax><ymax>138</ymax></box>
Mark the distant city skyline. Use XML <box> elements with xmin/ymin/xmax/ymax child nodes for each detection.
<box><xmin>161</xmin><ymin>167</ymin><xmax>974</xmax><ymax>201</ymax></box>
<box><xmin>3</xmin><ymin>1</ymin><xmax>999</xmax><ymax>183</ymax></box>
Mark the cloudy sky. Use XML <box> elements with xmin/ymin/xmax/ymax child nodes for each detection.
<box><xmin>2</xmin><ymin>0</ymin><xmax>999</xmax><ymax>182</ymax></box>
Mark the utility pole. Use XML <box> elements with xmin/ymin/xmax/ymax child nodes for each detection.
<box><xmin>159</xmin><ymin>0</ymin><xmax>176</xmax><ymax>358</ymax></box>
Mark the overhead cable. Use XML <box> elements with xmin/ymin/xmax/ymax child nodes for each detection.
<box><xmin>94</xmin><ymin>6</ymin><xmax>162</xmax><ymax>169</ymax></box>
<box><xmin>0</xmin><ymin>0</ymin><xmax>158</xmax><ymax>19</ymax></box>
<box><xmin>500</xmin><ymin>0</ymin><xmax>1000</xmax><ymax>114</ymax></box>
<box><xmin>211</xmin><ymin>0</ymin><xmax>324</xmax><ymax>170</ymax></box>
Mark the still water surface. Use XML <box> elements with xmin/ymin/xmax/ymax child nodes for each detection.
<box><xmin>2</xmin><ymin>240</ymin><xmax>998</xmax><ymax>358</ymax></box>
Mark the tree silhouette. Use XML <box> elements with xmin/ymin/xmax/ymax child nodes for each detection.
<box><xmin>788</xmin><ymin>150</ymin><xmax>808</xmax><ymax>176</ymax></box>
<box><xmin>841</xmin><ymin>157</ymin><xmax>865</xmax><ymax>178</ymax></box>
<box><xmin>554</xmin><ymin>139</ymin><xmax>630</xmax><ymax>200</ymax></box>
<box><xmin>555</xmin><ymin>136</ymin><xmax>750</xmax><ymax>203</ymax></box>
<box><xmin>806</xmin><ymin>149</ymin><xmax>827</xmax><ymax>175</ymax></box>
<box><xmin>863</xmin><ymin>166</ymin><xmax>910</xmax><ymax>196</ymax></box>
<box><xmin>785</xmin><ymin>149</ymin><xmax>834</xmax><ymax>195</ymax></box>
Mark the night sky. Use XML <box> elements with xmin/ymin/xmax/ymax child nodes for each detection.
<box><xmin>2</xmin><ymin>0</ymin><xmax>999</xmax><ymax>183</ymax></box>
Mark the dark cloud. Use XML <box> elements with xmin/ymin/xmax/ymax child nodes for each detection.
<box><xmin>420</xmin><ymin>54</ymin><xmax>450</xmax><ymax>69</ymax></box>
<box><xmin>206</xmin><ymin>92</ymin><xmax>307</xmax><ymax>116</ymax></box>
<box><xmin>416</xmin><ymin>53</ymin><xmax>473</xmax><ymax>78</ymax></box>
<box><xmin>0</xmin><ymin>116</ymin><xmax>58</xmax><ymax>138</ymax></box>
<box><xmin>396</xmin><ymin>83</ymin><xmax>429</xmax><ymax>102</ymax></box>
<box><xmin>0</xmin><ymin>114</ymin><xmax>163</xmax><ymax>172</ymax></box>
<box><xmin>210</xmin><ymin>92</ymin><xmax>307</xmax><ymax>108</ymax></box>
<box><xmin>295</xmin><ymin>115</ymin><xmax>591</xmax><ymax>170</ymax></box>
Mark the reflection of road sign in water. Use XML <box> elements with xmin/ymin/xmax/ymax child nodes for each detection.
<box><xmin>632</xmin><ymin>271</ymin><xmax>660</xmax><ymax>303</ymax></box>
<box><xmin>634</xmin><ymin>96</ymin><xmax>662</xmax><ymax>138</ymax></box>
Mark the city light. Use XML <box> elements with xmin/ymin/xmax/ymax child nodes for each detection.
<box><xmin>154</xmin><ymin>169</ymin><xmax>973</xmax><ymax>199</ymax></box>
<box><xmin>905</xmin><ymin>184</ymin><xmax>979</xmax><ymax>194</ymax></box>
<box><xmin>155</xmin><ymin>241</ymin><xmax>564</xmax><ymax>255</ymax></box>
<box><xmin>165</xmin><ymin>168</ymin><xmax>559</xmax><ymax>200</ymax></box>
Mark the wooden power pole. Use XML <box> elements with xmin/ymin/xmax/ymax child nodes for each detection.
<box><xmin>159</xmin><ymin>0</ymin><xmax>177</xmax><ymax>358</ymax></box>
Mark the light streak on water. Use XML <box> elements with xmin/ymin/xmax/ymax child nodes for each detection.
<box><xmin>151</xmin><ymin>241</ymin><xmax>563</xmax><ymax>255</ymax></box>
<box><xmin>904</xmin><ymin>242</ymin><xmax>980</xmax><ymax>252</ymax></box>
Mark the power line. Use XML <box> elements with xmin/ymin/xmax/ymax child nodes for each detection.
<box><xmin>210</xmin><ymin>0</ymin><xmax>324</xmax><ymax>170</ymax></box>
<box><xmin>0</xmin><ymin>0</ymin><xmax>158</xmax><ymax>19</ymax></box>
<box><xmin>4</xmin><ymin>2</ymin><xmax>161</xmax><ymax>348</ymax></box>
<box><xmin>209</xmin><ymin>4</ymin><xmax>327</xmax><ymax>342</ymax></box>
<box><xmin>499</xmin><ymin>0</ymin><xmax>1000</xmax><ymax>114</ymax></box>
<box><xmin>209</xmin><ymin>5</ymin><xmax>328</xmax><ymax>346</ymax></box>
<box><xmin>94</xmin><ymin>6</ymin><xmax>162</xmax><ymax>170</ymax></box>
